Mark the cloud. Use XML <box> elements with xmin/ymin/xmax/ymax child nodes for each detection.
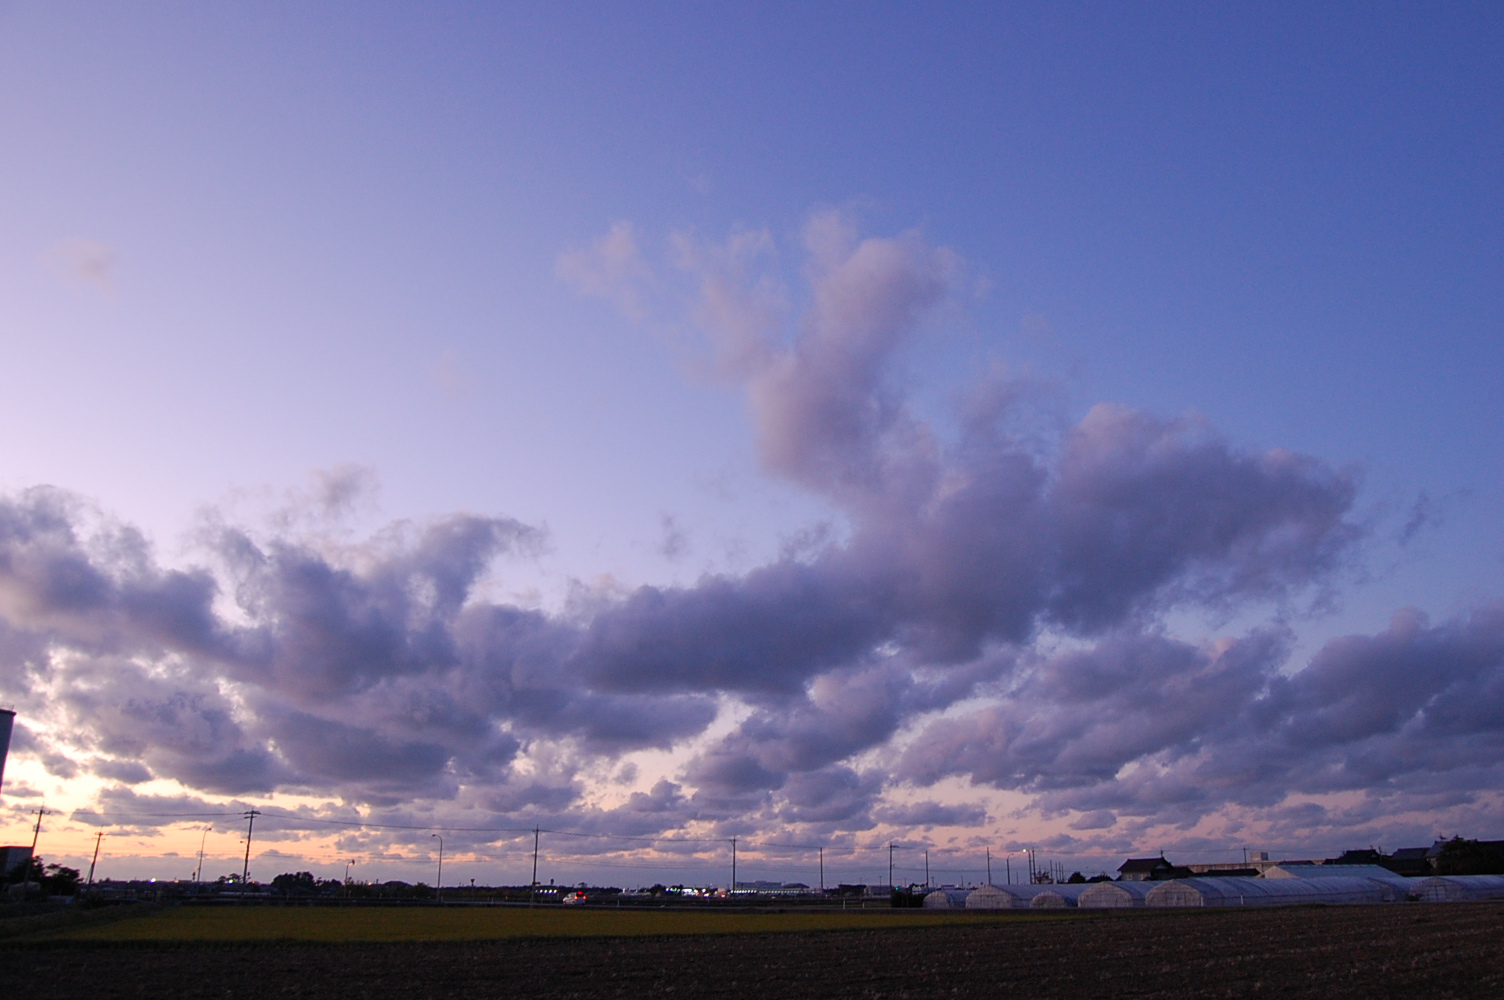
<box><xmin>657</xmin><ymin>514</ymin><xmax>688</xmax><ymax>560</ymax></box>
<box><xmin>429</xmin><ymin>349</ymin><xmax>477</xmax><ymax>401</ymax></box>
<box><xmin>556</xmin><ymin>221</ymin><xmax>654</xmax><ymax>320</ymax></box>
<box><xmin>874</xmin><ymin>799</ymin><xmax>989</xmax><ymax>828</ymax></box>
<box><xmin>2</xmin><ymin>213</ymin><xmax>1488</xmax><ymax>866</ymax></box>
<box><xmin>897</xmin><ymin>605</ymin><xmax>1504</xmax><ymax>832</ymax></box>
<box><xmin>45</xmin><ymin>238</ymin><xmax>116</xmax><ymax>294</ymax></box>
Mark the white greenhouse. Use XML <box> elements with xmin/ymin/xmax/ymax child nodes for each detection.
<box><xmin>1413</xmin><ymin>875</ymin><xmax>1504</xmax><ymax>902</ymax></box>
<box><xmin>922</xmin><ymin>888</ymin><xmax>973</xmax><ymax>908</ymax></box>
<box><xmin>963</xmin><ymin>884</ymin><xmax>1046</xmax><ymax>909</ymax></box>
<box><xmin>1078</xmin><ymin>880</ymin><xmax>1156</xmax><ymax>908</ymax></box>
<box><xmin>1264</xmin><ymin>864</ymin><xmax>1408</xmax><ymax>883</ymax></box>
<box><xmin>1262</xmin><ymin>865</ymin><xmax>1412</xmax><ymax>901</ymax></box>
<box><xmin>1145</xmin><ymin>876</ymin><xmax>1394</xmax><ymax>907</ymax></box>
<box><xmin>1029</xmin><ymin>884</ymin><xmax>1091</xmax><ymax>908</ymax></box>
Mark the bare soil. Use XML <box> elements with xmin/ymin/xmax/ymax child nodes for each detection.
<box><xmin>9</xmin><ymin>901</ymin><xmax>1503</xmax><ymax>999</ymax></box>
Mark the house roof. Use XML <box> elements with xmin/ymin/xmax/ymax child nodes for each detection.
<box><xmin>1117</xmin><ymin>857</ymin><xmax>1170</xmax><ymax>873</ymax></box>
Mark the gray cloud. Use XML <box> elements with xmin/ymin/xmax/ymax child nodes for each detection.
<box><xmin>0</xmin><ymin>214</ymin><xmax>1482</xmax><ymax>862</ymax></box>
<box><xmin>898</xmin><ymin>606</ymin><xmax>1504</xmax><ymax>831</ymax></box>
<box><xmin>874</xmin><ymin>799</ymin><xmax>989</xmax><ymax>829</ymax></box>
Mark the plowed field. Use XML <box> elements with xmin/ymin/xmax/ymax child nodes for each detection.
<box><xmin>8</xmin><ymin>902</ymin><xmax>1502</xmax><ymax>999</ymax></box>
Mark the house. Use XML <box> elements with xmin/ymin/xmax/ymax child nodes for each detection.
<box><xmin>1384</xmin><ymin>847</ymin><xmax>1433</xmax><ymax>877</ymax></box>
<box><xmin>1117</xmin><ymin>857</ymin><xmax>1177</xmax><ymax>881</ymax></box>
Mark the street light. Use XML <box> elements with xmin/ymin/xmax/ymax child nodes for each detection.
<box><xmin>344</xmin><ymin>858</ymin><xmax>356</xmax><ymax>896</ymax></box>
<box><xmin>194</xmin><ymin>826</ymin><xmax>211</xmax><ymax>883</ymax></box>
<box><xmin>431</xmin><ymin>834</ymin><xmax>444</xmax><ymax>903</ymax></box>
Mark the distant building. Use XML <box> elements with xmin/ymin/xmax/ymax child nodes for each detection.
<box><xmin>1383</xmin><ymin>847</ymin><xmax>1433</xmax><ymax>877</ymax></box>
<box><xmin>1187</xmin><ymin>851</ymin><xmax>1279</xmax><ymax>875</ymax></box>
<box><xmin>0</xmin><ymin>845</ymin><xmax>33</xmax><ymax>876</ymax></box>
<box><xmin>1327</xmin><ymin>848</ymin><xmax>1387</xmax><ymax>866</ymax></box>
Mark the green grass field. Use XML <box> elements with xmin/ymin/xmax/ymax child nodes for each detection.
<box><xmin>44</xmin><ymin>905</ymin><xmax>1025</xmax><ymax>943</ymax></box>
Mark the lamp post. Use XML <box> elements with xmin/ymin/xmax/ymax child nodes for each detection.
<box><xmin>431</xmin><ymin>834</ymin><xmax>444</xmax><ymax>903</ymax></box>
<box><xmin>194</xmin><ymin>826</ymin><xmax>211</xmax><ymax>883</ymax></box>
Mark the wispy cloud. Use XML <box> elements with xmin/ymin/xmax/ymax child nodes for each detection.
<box><xmin>45</xmin><ymin>238</ymin><xmax>116</xmax><ymax>294</ymax></box>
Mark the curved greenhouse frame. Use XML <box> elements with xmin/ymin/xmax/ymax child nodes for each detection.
<box><xmin>1030</xmin><ymin>884</ymin><xmax>1090</xmax><ymax>908</ymax></box>
<box><xmin>1413</xmin><ymin>875</ymin><xmax>1504</xmax><ymax>902</ymax></box>
<box><xmin>1146</xmin><ymin>876</ymin><xmax>1394</xmax><ymax>907</ymax></box>
<box><xmin>1078</xmin><ymin>881</ymin><xmax>1155</xmax><ymax>908</ymax></box>
<box><xmin>922</xmin><ymin>888</ymin><xmax>973</xmax><ymax>909</ymax></box>
<box><xmin>964</xmin><ymin>884</ymin><xmax>1045</xmax><ymax>909</ymax></box>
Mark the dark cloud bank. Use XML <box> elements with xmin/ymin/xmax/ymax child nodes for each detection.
<box><xmin>2</xmin><ymin>214</ymin><xmax>1499</xmax><ymax>856</ymax></box>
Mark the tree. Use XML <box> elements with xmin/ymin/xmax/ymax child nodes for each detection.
<box><xmin>6</xmin><ymin>856</ymin><xmax>79</xmax><ymax>895</ymax></box>
<box><xmin>43</xmin><ymin>863</ymin><xmax>81</xmax><ymax>895</ymax></box>
<box><xmin>8</xmin><ymin>855</ymin><xmax>43</xmax><ymax>885</ymax></box>
<box><xmin>271</xmin><ymin>871</ymin><xmax>318</xmax><ymax>895</ymax></box>
<box><xmin>1435</xmin><ymin>837</ymin><xmax>1504</xmax><ymax>876</ymax></box>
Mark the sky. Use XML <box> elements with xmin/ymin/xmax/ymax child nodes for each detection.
<box><xmin>0</xmin><ymin>2</ymin><xmax>1501</xmax><ymax>888</ymax></box>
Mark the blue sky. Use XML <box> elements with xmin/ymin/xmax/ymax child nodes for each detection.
<box><xmin>0</xmin><ymin>3</ymin><xmax>1501</xmax><ymax>884</ymax></box>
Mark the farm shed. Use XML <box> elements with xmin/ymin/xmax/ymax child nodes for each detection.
<box><xmin>1146</xmin><ymin>876</ymin><xmax>1394</xmax><ymax>907</ymax></box>
<box><xmin>1078</xmin><ymin>880</ymin><xmax>1155</xmax><ymax>908</ymax></box>
<box><xmin>1413</xmin><ymin>875</ymin><xmax>1504</xmax><ymax>902</ymax></box>
<box><xmin>922</xmin><ymin>888</ymin><xmax>972</xmax><ymax>909</ymax></box>
<box><xmin>1030</xmin><ymin>884</ymin><xmax>1090</xmax><ymax>908</ymax></box>
<box><xmin>963</xmin><ymin>885</ymin><xmax>1044</xmax><ymax>909</ymax></box>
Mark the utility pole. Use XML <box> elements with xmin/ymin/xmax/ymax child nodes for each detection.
<box><xmin>1006</xmin><ymin>856</ymin><xmax>1010</xmax><ymax>885</ymax></box>
<box><xmin>240</xmin><ymin>809</ymin><xmax>260</xmax><ymax>887</ymax></box>
<box><xmin>529</xmin><ymin>827</ymin><xmax>540</xmax><ymax>906</ymax></box>
<box><xmin>888</xmin><ymin>842</ymin><xmax>894</xmax><ymax>890</ymax></box>
<box><xmin>431</xmin><ymin>834</ymin><xmax>444</xmax><ymax>903</ymax></box>
<box><xmin>986</xmin><ymin>847</ymin><xmax>992</xmax><ymax>886</ymax></box>
<box><xmin>924</xmin><ymin>849</ymin><xmax>930</xmax><ymax>888</ymax></box>
<box><xmin>730</xmin><ymin>837</ymin><xmax>737</xmax><ymax>893</ymax></box>
<box><xmin>86</xmin><ymin>831</ymin><xmax>103</xmax><ymax>890</ymax></box>
<box><xmin>818</xmin><ymin>847</ymin><xmax>824</xmax><ymax>895</ymax></box>
<box><xmin>29</xmin><ymin>805</ymin><xmax>45</xmax><ymax>853</ymax></box>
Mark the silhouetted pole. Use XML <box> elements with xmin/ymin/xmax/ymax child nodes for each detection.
<box><xmin>432</xmin><ymin>833</ymin><xmax>444</xmax><ymax>902</ymax></box>
<box><xmin>731</xmin><ymin>836</ymin><xmax>737</xmax><ymax>893</ymax></box>
<box><xmin>924</xmin><ymin>850</ymin><xmax>930</xmax><ymax>888</ymax></box>
<box><xmin>530</xmin><ymin>827</ymin><xmax>540</xmax><ymax>906</ymax></box>
<box><xmin>86</xmin><ymin>831</ymin><xmax>103</xmax><ymax>889</ymax></box>
<box><xmin>986</xmin><ymin>847</ymin><xmax>992</xmax><ymax>886</ymax></box>
<box><xmin>29</xmin><ymin>805</ymin><xmax>45</xmax><ymax>853</ymax></box>
<box><xmin>819</xmin><ymin>847</ymin><xmax>824</xmax><ymax>894</ymax></box>
<box><xmin>240</xmin><ymin>809</ymin><xmax>260</xmax><ymax>887</ymax></box>
<box><xmin>888</xmin><ymin>842</ymin><xmax>894</xmax><ymax>890</ymax></box>
<box><xmin>0</xmin><ymin>708</ymin><xmax>15</xmax><ymax>798</ymax></box>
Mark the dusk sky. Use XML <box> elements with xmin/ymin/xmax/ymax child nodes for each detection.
<box><xmin>1</xmin><ymin>2</ymin><xmax>1501</xmax><ymax>888</ymax></box>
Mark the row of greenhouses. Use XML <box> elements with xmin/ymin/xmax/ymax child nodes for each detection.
<box><xmin>921</xmin><ymin>873</ymin><xmax>1504</xmax><ymax>909</ymax></box>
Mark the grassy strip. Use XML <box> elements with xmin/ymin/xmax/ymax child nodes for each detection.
<box><xmin>34</xmin><ymin>905</ymin><xmax>1030</xmax><ymax>944</ymax></box>
<box><xmin>0</xmin><ymin>903</ymin><xmax>157</xmax><ymax>942</ymax></box>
